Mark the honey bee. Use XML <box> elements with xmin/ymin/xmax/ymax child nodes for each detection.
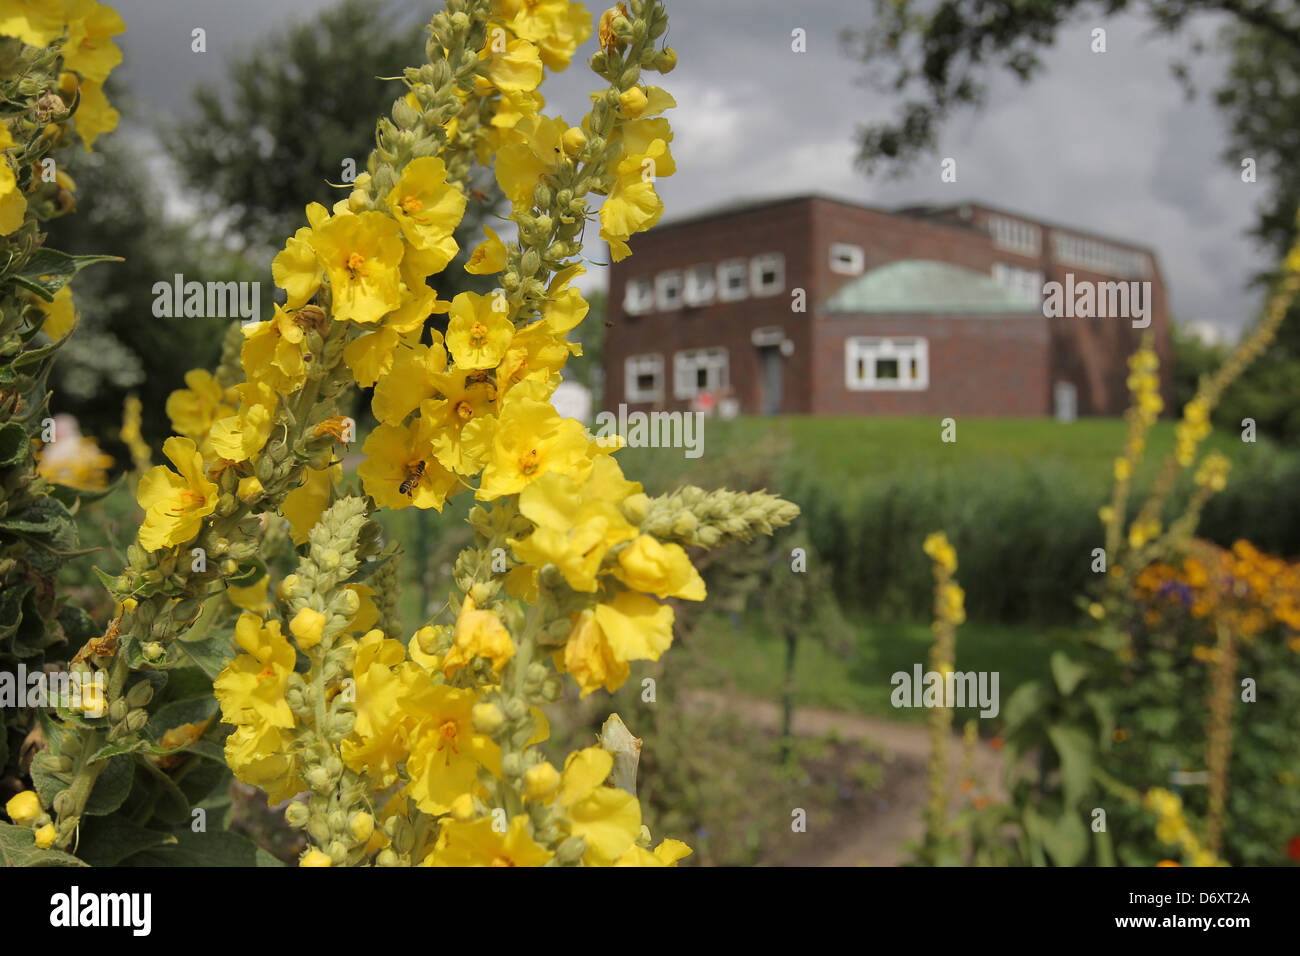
<box><xmin>469</xmin><ymin>188</ymin><xmax>491</xmax><ymax>203</ymax></box>
<box><xmin>399</xmin><ymin>460</ymin><xmax>426</xmax><ymax>497</ymax></box>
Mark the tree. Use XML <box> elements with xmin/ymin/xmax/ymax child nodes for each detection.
<box><xmin>842</xmin><ymin>1</ymin><xmax>1300</xmax><ymax>438</ymax></box>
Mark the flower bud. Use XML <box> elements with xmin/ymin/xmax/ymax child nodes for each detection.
<box><xmin>305</xmin><ymin>765</ymin><xmax>332</xmax><ymax>793</ymax></box>
<box><xmin>290</xmin><ymin>607</ymin><xmax>327</xmax><ymax>650</ymax></box>
<box><xmin>524</xmin><ymin>762</ymin><xmax>560</xmax><ymax>801</ymax></box>
<box><xmin>125</xmin><ymin>710</ymin><xmax>149</xmax><ymax>733</ymax></box>
<box><xmin>555</xmin><ymin>835</ymin><xmax>587</xmax><ymax>864</ymax></box>
<box><xmin>108</xmin><ymin>699</ymin><xmax>128</xmax><ymax>723</ymax></box>
<box><xmin>618</xmin><ymin>86</ymin><xmax>648</xmax><ymax>117</ymax></box>
<box><xmin>34</xmin><ymin>823</ymin><xmax>57</xmax><ymax>849</ymax></box>
<box><xmin>52</xmin><ymin>790</ymin><xmax>75</xmax><ymax>818</ymax></box>
<box><xmin>5</xmin><ymin>790</ymin><xmax>42</xmax><ymax>825</ymax></box>
<box><xmin>328</xmin><ymin>809</ymin><xmax>348</xmax><ymax>833</ymax></box>
<box><xmin>285</xmin><ymin>802</ymin><xmax>310</xmax><ymax>828</ymax></box>
<box><xmin>300</xmin><ymin>848</ymin><xmax>332</xmax><ymax>867</ymax></box>
<box><xmin>471</xmin><ymin>702</ymin><xmax>506</xmax><ymax>735</ymax></box>
<box><xmin>655</xmin><ymin>48</ymin><xmax>677</xmax><ymax>73</ymax></box>
<box><xmin>376</xmin><ymin>848</ymin><xmax>399</xmax><ymax>867</ymax></box>
<box><xmin>307</xmin><ymin>818</ymin><xmax>331</xmax><ymax>845</ymax></box>
<box><xmin>126</xmin><ymin>681</ymin><xmax>154</xmax><ymax>709</ymax></box>
<box><xmin>348</xmin><ymin>812</ymin><xmax>374</xmax><ymax>843</ymax></box>
<box><xmin>236</xmin><ymin>477</ymin><xmax>264</xmax><ymax>502</ymax></box>
<box><xmin>561</xmin><ymin>127</ymin><xmax>586</xmax><ymax>158</ymax></box>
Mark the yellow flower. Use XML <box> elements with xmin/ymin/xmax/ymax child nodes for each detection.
<box><xmin>0</xmin><ymin>123</ymin><xmax>27</xmax><ymax>234</ymax></box>
<box><xmin>386</xmin><ymin>156</ymin><xmax>465</xmax><ymax>266</ymax></box>
<box><xmin>137</xmin><ymin>437</ymin><xmax>219</xmax><ymax>551</ymax></box>
<box><xmin>213</xmin><ymin>613</ymin><xmax>297</xmax><ymax>730</ymax></box>
<box><xmin>341</xmin><ymin>631</ymin><xmax>428</xmax><ymax>785</ymax></box>
<box><xmin>422</xmin><ymin>815</ymin><xmax>553</xmax><ymax>867</ymax></box>
<box><xmin>64</xmin><ymin>3</ymin><xmax>124</xmax><ymax>83</ymax></box>
<box><xmin>442</xmin><ymin>595</ymin><xmax>515</xmax><ymax>678</ymax></box>
<box><xmin>615</xmin><ymin>534</ymin><xmax>706</xmax><ymax>601</ymax></box>
<box><xmin>557</xmin><ymin>746</ymin><xmax>640</xmax><ymax>865</ymax></box>
<box><xmin>5</xmin><ymin>790</ymin><xmax>42</xmax><ymax>825</ymax></box>
<box><xmin>599</xmin><ymin>141</ymin><xmax>669</xmax><ymax>261</ymax></box>
<box><xmin>1113</xmin><ymin>458</ymin><xmax>1132</xmax><ymax>482</ymax></box>
<box><xmin>74</xmin><ymin>79</ymin><xmax>119</xmax><ymax>150</ymax></box>
<box><xmin>241</xmin><ymin>306</ymin><xmax>315</xmax><ymax>394</ymax></box>
<box><xmin>309</xmin><ymin>210</ymin><xmax>405</xmax><ymax>324</ymax></box>
<box><xmin>507</xmin><ymin>0</ymin><xmax>594</xmax><ymax>71</ymax></box>
<box><xmin>495</xmin><ymin>114</ymin><xmax>569</xmax><ymax>206</ymax></box>
<box><xmin>465</xmin><ymin>225</ymin><xmax>508</xmax><ymax>275</ymax></box>
<box><xmin>35</xmin><ymin>432</ymin><xmax>113</xmax><ymax>490</ymax></box>
<box><xmin>38</xmin><ymin>285</ymin><xmax>77</xmax><ymax>338</ymax></box>
<box><xmin>466</xmin><ymin>392</ymin><xmax>593</xmax><ymax>500</ymax></box>
<box><xmin>166</xmin><ymin>368</ymin><xmax>234</xmax><ymax>445</ymax></box>
<box><xmin>615</xmin><ymin>838</ymin><xmax>692</xmax><ymax>866</ymax></box>
<box><xmin>561</xmin><ymin>609</ymin><xmax>629</xmax><ymax>696</ymax></box>
<box><xmin>372</xmin><ymin>338</ymin><xmax>450</xmax><ymax>424</ymax></box>
<box><xmin>445</xmin><ymin>291</ymin><xmax>514</xmax><ymax>369</ymax></box>
<box><xmin>405</xmin><ymin>685</ymin><xmax>502</xmax><ymax>816</ymax></box>
<box><xmin>290</xmin><ymin>607</ymin><xmax>327</xmax><ymax>651</ymax></box>
<box><xmin>524</xmin><ymin>761</ymin><xmax>561</xmax><ymax>801</ymax></box>
<box><xmin>227</xmin><ymin>574</ymin><xmax>270</xmax><ymax>615</ymax></box>
<box><xmin>282</xmin><ymin>464</ymin><xmax>339</xmax><ymax>546</ymax></box>
<box><xmin>0</xmin><ymin>0</ymin><xmax>89</xmax><ymax>47</ymax></box>
<box><xmin>272</xmin><ymin>212</ymin><xmax>327</xmax><ymax>309</ymax></box>
<box><xmin>208</xmin><ymin>381</ymin><xmax>277</xmax><ymax>463</ymax></box>
<box><xmin>478</xmin><ymin>34</ymin><xmax>543</xmax><ymax>94</ymax></box>
<box><xmin>358</xmin><ymin>416</ymin><xmax>459</xmax><ymax>511</ymax></box>
<box><xmin>343</xmin><ymin>287</ymin><xmax>444</xmax><ymax>387</ymax></box>
<box><xmin>300</xmin><ymin>848</ymin><xmax>332</xmax><ymax>867</ymax></box>
<box><xmin>421</xmin><ymin>369</ymin><xmax>500</xmax><ymax>475</ymax></box>
<box><xmin>922</xmin><ymin>531</ymin><xmax>957</xmax><ymax>574</ymax></box>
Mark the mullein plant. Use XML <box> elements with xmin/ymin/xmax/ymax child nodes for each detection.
<box><xmin>918</xmin><ymin>531</ymin><xmax>964</xmax><ymax>863</ymax></box>
<box><xmin>0</xmin><ymin>1</ymin><xmax>125</xmax><ymax>861</ymax></box>
<box><xmin>22</xmin><ymin>0</ymin><xmax>799</xmax><ymax>867</ymax></box>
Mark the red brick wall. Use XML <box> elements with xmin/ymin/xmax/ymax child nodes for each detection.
<box><xmin>811</xmin><ymin>313</ymin><xmax>1052</xmax><ymax>416</ymax></box>
<box><xmin>605</xmin><ymin>199</ymin><xmax>816</xmax><ymax>415</ymax></box>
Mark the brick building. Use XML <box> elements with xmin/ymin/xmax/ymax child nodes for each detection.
<box><xmin>603</xmin><ymin>195</ymin><xmax>1173</xmax><ymax>418</ymax></box>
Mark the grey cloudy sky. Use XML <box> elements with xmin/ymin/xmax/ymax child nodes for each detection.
<box><xmin>111</xmin><ymin>0</ymin><xmax>1266</xmax><ymax>339</ymax></box>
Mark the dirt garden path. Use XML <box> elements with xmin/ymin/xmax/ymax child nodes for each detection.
<box><xmin>681</xmin><ymin>690</ymin><xmax>1005</xmax><ymax>866</ymax></box>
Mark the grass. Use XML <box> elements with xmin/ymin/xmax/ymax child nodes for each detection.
<box><xmin>687</xmin><ymin>607</ymin><xmax>1071</xmax><ymax>725</ymax></box>
<box><xmin>615</xmin><ymin>415</ymin><xmax>1258</xmax><ymax>491</ymax></box>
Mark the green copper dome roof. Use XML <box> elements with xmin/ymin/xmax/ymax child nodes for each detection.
<box><xmin>823</xmin><ymin>259</ymin><xmax>1041</xmax><ymax>315</ymax></box>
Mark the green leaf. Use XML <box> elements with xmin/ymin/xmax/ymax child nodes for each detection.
<box><xmin>75</xmin><ymin>817</ymin><xmax>176</xmax><ymax>867</ymax></box>
<box><xmin>6</xmin><ymin>249</ymin><xmax>121</xmax><ymax>302</ymax></box>
<box><xmin>1038</xmin><ymin>810</ymin><xmax>1089</xmax><ymax>867</ymax></box>
<box><xmin>0</xmin><ymin>421</ymin><xmax>31</xmax><ymax>469</ymax></box>
<box><xmin>178</xmin><ymin>629</ymin><xmax>235</xmax><ymax>680</ymax></box>
<box><xmin>119</xmin><ymin>827</ymin><xmax>283</xmax><ymax>867</ymax></box>
<box><xmin>999</xmin><ymin>681</ymin><xmax>1045</xmax><ymax>735</ymax></box>
<box><xmin>0</xmin><ymin>821</ymin><xmax>86</xmax><ymax>867</ymax></box>
<box><xmin>83</xmin><ymin>754</ymin><xmax>136</xmax><ymax>816</ymax></box>
<box><xmin>1050</xmin><ymin>651</ymin><xmax>1089</xmax><ymax>696</ymax></box>
<box><xmin>1047</xmin><ymin>724</ymin><xmax>1095</xmax><ymax>809</ymax></box>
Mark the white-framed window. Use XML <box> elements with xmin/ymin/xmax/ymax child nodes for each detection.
<box><xmin>830</xmin><ymin>242</ymin><xmax>865</xmax><ymax>275</ymax></box>
<box><xmin>750</xmin><ymin>253</ymin><xmax>785</xmax><ymax>297</ymax></box>
<box><xmin>655</xmin><ymin>270</ymin><xmax>683</xmax><ymax>310</ymax></box>
<box><xmin>845</xmin><ymin>337</ymin><xmax>928</xmax><ymax>391</ymax></box>
<box><xmin>991</xmin><ymin>263</ymin><xmax>1044</xmax><ymax>305</ymax></box>
<box><xmin>717</xmin><ymin>259</ymin><xmax>749</xmax><ymax>302</ymax></box>
<box><xmin>624</xmin><ymin>277</ymin><xmax>655</xmax><ymax>315</ymax></box>
<box><xmin>625</xmin><ymin>353</ymin><xmax>664</xmax><ymax>402</ymax></box>
<box><xmin>674</xmin><ymin>347</ymin><xmax>729</xmax><ymax>399</ymax></box>
<box><xmin>684</xmin><ymin>264</ymin><xmax>716</xmax><ymax>306</ymax></box>
<box><xmin>987</xmin><ymin>214</ymin><xmax>1041</xmax><ymax>257</ymax></box>
<box><xmin>1050</xmin><ymin>233</ymin><xmax>1151</xmax><ymax>279</ymax></box>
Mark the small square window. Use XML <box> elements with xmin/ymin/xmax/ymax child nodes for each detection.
<box><xmin>750</xmin><ymin>253</ymin><xmax>784</xmax><ymax>297</ymax></box>
<box><xmin>655</xmin><ymin>270</ymin><xmax>683</xmax><ymax>310</ymax></box>
<box><xmin>684</xmin><ymin>264</ymin><xmax>716</xmax><ymax>306</ymax></box>
<box><xmin>717</xmin><ymin>260</ymin><xmax>749</xmax><ymax>302</ymax></box>
<box><xmin>623</xmin><ymin>277</ymin><xmax>655</xmax><ymax>315</ymax></box>
<box><xmin>845</xmin><ymin>337</ymin><xmax>928</xmax><ymax>391</ymax></box>
<box><xmin>674</xmin><ymin>347</ymin><xmax>729</xmax><ymax>399</ymax></box>
<box><xmin>830</xmin><ymin>243</ymin><xmax>865</xmax><ymax>275</ymax></box>
<box><xmin>625</xmin><ymin>354</ymin><xmax>663</xmax><ymax>402</ymax></box>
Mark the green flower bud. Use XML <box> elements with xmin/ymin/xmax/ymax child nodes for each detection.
<box><xmin>142</xmin><ymin>642</ymin><xmax>166</xmax><ymax>663</ymax></box>
<box><xmin>125</xmin><ymin>710</ymin><xmax>150</xmax><ymax>733</ymax></box>
<box><xmin>307</xmin><ymin>818</ymin><xmax>331</xmax><ymax>845</ymax></box>
<box><xmin>108</xmin><ymin>699</ymin><xmax>128</xmax><ymax>723</ymax></box>
<box><xmin>376</xmin><ymin>848</ymin><xmax>399</xmax><ymax>867</ymax></box>
<box><xmin>126</xmin><ymin>681</ymin><xmax>154</xmax><ymax>709</ymax></box>
<box><xmin>285</xmin><ymin>802</ymin><xmax>310</xmax><ymax>828</ymax></box>
<box><xmin>555</xmin><ymin>835</ymin><xmax>587</xmax><ymax>864</ymax></box>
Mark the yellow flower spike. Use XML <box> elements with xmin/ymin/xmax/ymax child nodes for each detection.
<box><xmin>137</xmin><ymin>437</ymin><xmax>220</xmax><ymax>552</ymax></box>
<box><xmin>34</xmin><ymin>823</ymin><xmax>57</xmax><ymax>849</ymax></box>
<box><xmin>5</xmin><ymin>790</ymin><xmax>42</xmax><ymax>826</ymax></box>
<box><xmin>289</xmin><ymin>607</ymin><xmax>327</xmax><ymax>651</ymax></box>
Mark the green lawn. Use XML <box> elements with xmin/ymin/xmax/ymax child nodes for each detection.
<box><xmin>614</xmin><ymin>415</ymin><xmax>1259</xmax><ymax>490</ymax></box>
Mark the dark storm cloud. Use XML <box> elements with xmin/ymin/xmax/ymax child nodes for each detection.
<box><xmin>110</xmin><ymin>0</ymin><xmax>1265</xmax><ymax>336</ymax></box>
